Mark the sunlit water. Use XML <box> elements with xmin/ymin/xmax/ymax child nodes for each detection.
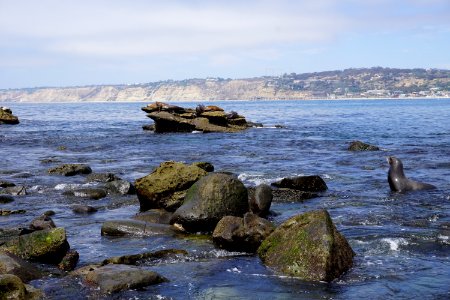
<box><xmin>1</xmin><ymin>99</ymin><xmax>449</xmax><ymax>299</ymax></box>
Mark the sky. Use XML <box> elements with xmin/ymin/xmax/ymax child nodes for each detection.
<box><xmin>0</xmin><ymin>0</ymin><xmax>449</xmax><ymax>89</ymax></box>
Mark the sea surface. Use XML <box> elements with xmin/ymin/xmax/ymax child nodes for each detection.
<box><xmin>1</xmin><ymin>99</ymin><xmax>449</xmax><ymax>299</ymax></box>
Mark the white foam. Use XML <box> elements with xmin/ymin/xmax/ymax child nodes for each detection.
<box><xmin>54</xmin><ymin>183</ymin><xmax>95</xmax><ymax>190</ymax></box>
<box><xmin>237</xmin><ymin>172</ymin><xmax>284</xmax><ymax>186</ymax></box>
<box><xmin>381</xmin><ymin>237</ymin><xmax>408</xmax><ymax>251</ymax></box>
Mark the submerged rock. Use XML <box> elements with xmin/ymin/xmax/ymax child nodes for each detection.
<box><xmin>76</xmin><ymin>264</ymin><xmax>167</xmax><ymax>294</ymax></box>
<box><xmin>101</xmin><ymin>249</ymin><xmax>188</xmax><ymax>266</ymax></box>
<box><xmin>213</xmin><ymin>213</ymin><xmax>275</xmax><ymax>253</ymax></box>
<box><xmin>0</xmin><ymin>250</ymin><xmax>42</xmax><ymax>282</ymax></box>
<box><xmin>135</xmin><ymin>161</ymin><xmax>208</xmax><ymax>212</ymax></box>
<box><xmin>0</xmin><ymin>107</ymin><xmax>19</xmax><ymax>125</ymax></box>
<box><xmin>104</xmin><ymin>180</ymin><xmax>135</xmax><ymax>195</ymax></box>
<box><xmin>271</xmin><ymin>175</ymin><xmax>328</xmax><ymax>192</ymax></box>
<box><xmin>142</xmin><ymin>102</ymin><xmax>250</xmax><ymax>133</ymax></box>
<box><xmin>0</xmin><ymin>180</ymin><xmax>15</xmax><ymax>188</ymax></box>
<box><xmin>170</xmin><ymin>173</ymin><xmax>249</xmax><ymax>233</ymax></box>
<box><xmin>63</xmin><ymin>188</ymin><xmax>107</xmax><ymax>200</ymax></box>
<box><xmin>72</xmin><ymin>204</ymin><xmax>98</xmax><ymax>214</ymax></box>
<box><xmin>271</xmin><ymin>188</ymin><xmax>319</xmax><ymax>202</ymax></box>
<box><xmin>101</xmin><ymin>220</ymin><xmax>174</xmax><ymax>237</ymax></box>
<box><xmin>348</xmin><ymin>140</ymin><xmax>380</xmax><ymax>151</ymax></box>
<box><xmin>86</xmin><ymin>173</ymin><xmax>121</xmax><ymax>183</ymax></box>
<box><xmin>1</xmin><ymin>185</ymin><xmax>27</xmax><ymax>196</ymax></box>
<box><xmin>48</xmin><ymin>164</ymin><xmax>92</xmax><ymax>176</ymax></box>
<box><xmin>0</xmin><ymin>209</ymin><xmax>26</xmax><ymax>216</ymax></box>
<box><xmin>0</xmin><ymin>195</ymin><xmax>14</xmax><ymax>204</ymax></box>
<box><xmin>258</xmin><ymin>210</ymin><xmax>355</xmax><ymax>282</ymax></box>
<box><xmin>0</xmin><ymin>227</ymin><xmax>70</xmax><ymax>264</ymax></box>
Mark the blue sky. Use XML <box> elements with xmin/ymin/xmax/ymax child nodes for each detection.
<box><xmin>0</xmin><ymin>0</ymin><xmax>449</xmax><ymax>89</ymax></box>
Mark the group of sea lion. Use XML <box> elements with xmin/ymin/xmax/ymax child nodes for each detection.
<box><xmin>387</xmin><ymin>156</ymin><xmax>436</xmax><ymax>193</ymax></box>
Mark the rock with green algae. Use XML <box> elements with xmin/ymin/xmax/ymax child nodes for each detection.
<box><xmin>134</xmin><ymin>161</ymin><xmax>208</xmax><ymax>212</ymax></box>
<box><xmin>0</xmin><ymin>227</ymin><xmax>70</xmax><ymax>264</ymax></box>
<box><xmin>170</xmin><ymin>173</ymin><xmax>249</xmax><ymax>233</ymax></box>
<box><xmin>257</xmin><ymin>209</ymin><xmax>355</xmax><ymax>282</ymax></box>
<box><xmin>0</xmin><ymin>108</ymin><xmax>19</xmax><ymax>125</ymax></box>
<box><xmin>0</xmin><ymin>274</ymin><xmax>43</xmax><ymax>300</ymax></box>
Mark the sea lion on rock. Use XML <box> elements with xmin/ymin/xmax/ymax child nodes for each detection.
<box><xmin>387</xmin><ymin>156</ymin><xmax>436</xmax><ymax>192</ymax></box>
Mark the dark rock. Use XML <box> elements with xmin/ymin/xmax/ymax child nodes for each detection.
<box><xmin>132</xmin><ymin>209</ymin><xmax>173</xmax><ymax>224</ymax></box>
<box><xmin>101</xmin><ymin>249</ymin><xmax>188</xmax><ymax>266</ymax></box>
<box><xmin>170</xmin><ymin>173</ymin><xmax>249</xmax><ymax>233</ymax></box>
<box><xmin>271</xmin><ymin>175</ymin><xmax>328</xmax><ymax>192</ymax></box>
<box><xmin>148</xmin><ymin>111</ymin><xmax>196</xmax><ymax>133</ymax></box>
<box><xmin>0</xmin><ymin>250</ymin><xmax>42</xmax><ymax>282</ymax></box>
<box><xmin>272</xmin><ymin>188</ymin><xmax>319</xmax><ymax>202</ymax></box>
<box><xmin>101</xmin><ymin>220</ymin><xmax>174</xmax><ymax>237</ymax></box>
<box><xmin>63</xmin><ymin>188</ymin><xmax>107</xmax><ymax>200</ymax></box>
<box><xmin>40</xmin><ymin>157</ymin><xmax>62</xmax><ymax>164</ymax></box>
<box><xmin>247</xmin><ymin>121</ymin><xmax>264</xmax><ymax>128</ymax></box>
<box><xmin>0</xmin><ymin>195</ymin><xmax>14</xmax><ymax>204</ymax></box>
<box><xmin>249</xmin><ymin>184</ymin><xmax>272</xmax><ymax>216</ymax></box>
<box><xmin>258</xmin><ymin>209</ymin><xmax>355</xmax><ymax>282</ymax></box>
<box><xmin>86</xmin><ymin>173</ymin><xmax>121</xmax><ymax>183</ymax></box>
<box><xmin>142</xmin><ymin>124</ymin><xmax>155</xmax><ymax>131</ymax></box>
<box><xmin>0</xmin><ymin>274</ymin><xmax>26</xmax><ymax>299</ymax></box>
<box><xmin>72</xmin><ymin>204</ymin><xmax>98</xmax><ymax>214</ymax></box>
<box><xmin>0</xmin><ymin>181</ymin><xmax>15</xmax><ymax>188</ymax></box>
<box><xmin>1</xmin><ymin>185</ymin><xmax>27</xmax><ymax>196</ymax></box>
<box><xmin>213</xmin><ymin>213</ymin><xmax>275</xmax><ymax>253</ymax></box>
<box><xmin>48</xmin><ymin>164</ymin><xmax>92</xmax><ymax>176</ymax></box>
<box><xmin>275</xmin><ymin>124</ymin><xmax>286</xmax><ymax>128</ymax></box>
<box><xmin>43</xmin><ymin>210</ymin><xmax>55</xmax><ymax>216</ymax></box>
<box><xmin>135</xmin><ymin>161</ymin><xmax>208</xmax><ymax>212</ymax></box>
<box><xmin>0</xmin><ymin>107</ymin><xmax>19</xmax><ymax>125</ymax></box>
<box><xmin>191</xmin><ymin>162</ymin><xmax>214</xmax><ymax>172</ymax></box>
<box><xmin>79</xmin><ymin>264</ymin><xmax>167</xmax><ymax>293</ymax></box>
<box><xmin>0</xmin><ymin>227</ymin><xmax>70</xmax><ymax>264</ymax></box>
<box><xmin>58</xmin><ymin>250</ymin><xmax>79</xmax><ymax>271</ymax></box>
<box><xmin>29</xmin><ymin>215</ymin><xmax>56</xmax><ymax>230</ymax></box>
<box><xmin>348</xmin><ymin>140</ymin><xmax>380</xmax><ymax>151</ymax></box>
<box><xmin>105</xmin><ymin>180</ymin><xmax>135</xmax><ymax>195</ymax></box>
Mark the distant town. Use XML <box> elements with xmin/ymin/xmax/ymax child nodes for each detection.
<box><xmin>1</xmin><ymin>67</ymin><xmax>449</xmax><ymax>102</ymax></box>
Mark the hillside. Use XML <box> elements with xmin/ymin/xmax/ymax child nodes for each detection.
<box><xmin>1</xmin><ymin>67</ymin><xmax>449</xmax><ymax>102</ymax></box>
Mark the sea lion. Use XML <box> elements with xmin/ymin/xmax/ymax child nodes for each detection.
<box><xmin>387</xmin><ymin>156</ymin><xmax>436</xmax><ymax>192</ymax></box>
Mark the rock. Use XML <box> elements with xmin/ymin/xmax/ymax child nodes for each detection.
<box><xmin>132</xmin><ymin>209</ymin><xmax>173</xmax><ymax>224</ymax></box>
<box><xmin>0</xmin><ymin>227</ymin><xmax>70</xmax><ymax>264</ymax></box>
<box><xmin>101</xmin><ymin>249</ymin><xmax>188</xmax><ymax>266</ymax></box>
<box><xmin>0</xmin><ymin>250</ymin><xmax>42</xmax><ymax>282</ymax></box>
<box><xmin>1</xmin><ymin>185</ymin><xmax>27</xmax><ymax>196</ymax></box>
<box><xmin>48</xmin><ymin>164</ymin><xmax>92</xmax><ymax>176</ymax></box>
<box><xmin>101</xmin><ymin>220</ymin><xmax>174</xmax><ymax>237</ymax></box>
<box><xmin>271</xmin><ymin>188</ymin><xmax>319</xmax><ymax>202</ymax></box>
<box><xmin>249</xmin><ymin>184</ymin><xmax>272</xmax><ymax>216</ymax></box>
<box><xmin>81</xmin><ymin>264</ymin><xmax>167</xmax><ymax>293</ymax></box>
<box><xmin>247</xmin><ymin>121</ymin><xmax>264</xmax><ymax>128</ymax></box>
<box><xmin>271</xmin><ymin>175</ymin><xmax>328</xmax><ymax>192</ymax></box>
<box><xmin>191</xmin><ymin>162</ymin><xmax>214</xmax><ymax>172</ymax></box>
<box><xmin>347</xmin><ymin>140</ymin><xmax>380</xmax><ymax>151</ymax></box>
<box><xmin>0</xmin><ymin>209</ymin><xmax>26</xmax><ymax>216</ymax></box>
<box><xmin>86</xmin><ymin>173</ymin><xmax>121</xmax><ymax>183</ymax></box>
<box><xmin>72</xmin><ymin>204</ymin><xmax>98</xmax><ymax>214</ymax></box>
<box><xmin>43</xmin><ymin>210</ymin><xmax>55</xmax><ymax>216</ymax></box>
<box><xmin>142</xmin><ymin>124</ymin><xmax>155</xmax><ymax>131</ymax></box>
<box><xmin>0</xmin><ymin>181</ymin><xmax>15</xmax><ymax>188</ymax></box>
<box><xmin>143</xmin><ymin>102</ymin><xmax>249</xmax><ymax>133</ymax></box>
<box><xmin>0</xmin><ymin>107</ymin><xmax>19</xmax><ymax>125</ymax></box>
<box><xmin>170</xmin><ymin>173</ymin><xmax>249</xmax><ymax>233</ymax></box>
<box><xmin>0</xmin><ymin>274</ymin><xmax>26</xmax><ymax>299</ymax></box>
<box><xmin>258</xmin><ymin>210</ymin><xmax>355</xmax><ymax>282</ymax></box>
<box><xmin>105</xmin><ymin>180</ymin><xmax>135</xmax><ymax>195</ymax></box>
<box><xmin>135</xmin><ymin>161</ymin><xmax>208</xmax><ymax>212</ymax></box>
<box><xmin>63</xmin><ymin>188</ymin><xmax>107</xmax><ymax>200</ymax></box>
<box><xmin>0</xmin><ymin>195</ymin><xmax>14</xmax><ymax>204</ymax></box>
<box><xmin>29</xmin><ymin>215</ymin><xmax>56</xmax><ymax>230</ymax></box>
<box><xmin>58</xmin><ymin>250</ymin><xmax>79</xmax><ymax>272</ymax></box>
<box><xmin>213</xmin><ymin>213</ymin><xmax>275</xmax><ymax>253</ymax></box>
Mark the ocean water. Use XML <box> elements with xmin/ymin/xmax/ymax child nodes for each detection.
<box><xmin>0</xmin><ymin>99</ymin><xmax>449</xmax><ymax>299</ymax></box>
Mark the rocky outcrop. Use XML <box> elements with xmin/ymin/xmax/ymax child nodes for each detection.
<box><xmin>135</xmin><ymin>161</ymin><xmax>208</xmax><ymax>212</ymax></box>
<box><xmin>170</xmin><ymin>173</ymin><xmax>249</xmax><ymax>233</ymax></box>
<box><xmin>142</xmin><ymin>102</ymin><xmax>251</xmax><ymax>133</ymax></box>
<box><xmin>0</xmin><ymin>107</ymin><xmax>19</xmax><ymax>124</ymax></box>
<box><xmin>272</xmin><ymin>175</ymin><xmax>328</xmax><ymax>192</ymax></box>
<box><xmin>0</xmin><ymin>227</ymin><xmax>70</xmax><ymax>264</ymax></box>
<box><xmin>74</xmin><ymin>264</ymin><xmax>167</xmax><ymax>293</ymax></box>
<box><xmin>48</xmin><ymin>164</ymin><xmax>92</xmax><ymax>176</ymax></box>
<box><xmin>213</xmin><ymin>213</ymin><xmax>275</xmax><ymax>253</ymax></box>
<box><xmin>257</xmin><ymin>210</ymin><xmax>355</xmax><ymax>282</ymax></box>
<box><xmin>348</xmin><ymin>140</ymin><xmax>380</xmax><ymax>151</ymax></box>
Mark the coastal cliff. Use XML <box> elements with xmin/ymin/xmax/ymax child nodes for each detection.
<box><xmin>1</xmin><ymin>67</ymin><xmax>449</xmax><ymax>102</ymax></box>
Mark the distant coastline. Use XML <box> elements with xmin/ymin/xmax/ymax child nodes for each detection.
<box><xmin>1</xmin><ymin>67</ymin><xmax>449</xmax><ymax>103</ymax></box>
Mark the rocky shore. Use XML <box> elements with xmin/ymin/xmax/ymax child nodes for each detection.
<box><xmin>1</xmin><ymin>156</ymin><xmax>355</xmax><ymax>297</ymax></box>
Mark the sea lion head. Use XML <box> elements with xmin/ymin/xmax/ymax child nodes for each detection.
<box><xmin>387</xmin><ymin>156</ymin><xmax>403</xmax><ymax>170</ymax></box>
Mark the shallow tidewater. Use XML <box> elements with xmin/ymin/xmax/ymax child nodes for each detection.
<box><xmin>0</xmin><ymin>99</ymin><xmax>449</xmax><ymax>299</ymax></box>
